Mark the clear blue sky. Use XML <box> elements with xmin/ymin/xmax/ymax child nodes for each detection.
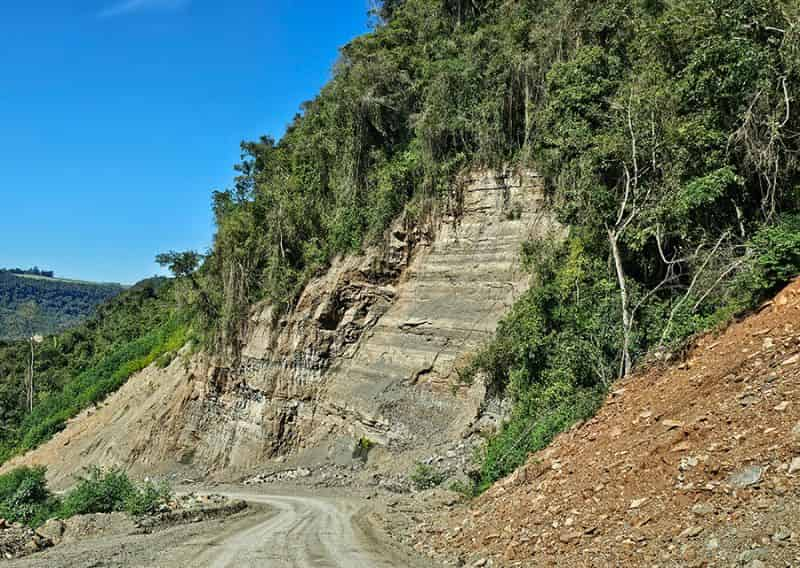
<box><xmin>0</xmin><ymin>0</ymin><xmax>371</xmax><ymax>284</ymax></box>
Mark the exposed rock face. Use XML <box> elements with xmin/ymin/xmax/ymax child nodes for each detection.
<box><xmin>316</xmin><ymin>170</ymin><xmax>556</xmax><ymax>455</ymax></box>
<box><xmin>2</xmin><ymin>170</ymin><xmax>559</xmax><ymax>485</ymax></box>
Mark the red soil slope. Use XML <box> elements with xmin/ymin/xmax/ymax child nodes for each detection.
<box><xmin>421</xmin><ymin>279</ymin><xmax>800</xmax><ymax>567</ymax></box>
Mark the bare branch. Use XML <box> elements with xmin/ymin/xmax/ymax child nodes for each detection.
<box><xmin>655</xmin><ymin>225</ymin><xmax>706</xmax><ymax>266</ymax></box>
<box><xmin>627</xmin><ymin>90</ymin><xmax>639</xmax><ymax>189</ymax></box>
<box><xmin>659</xmin><ymin>231</ymin><xmax>731</xmax><ymax>346</ymax></box>
<box><xmin>780</xmin><ymin>76</ymin><xmax>791</xmax><ymax>128</ymax></box>
<box><xmin>692</xmin><ymin>257</ymin><xmax>747</xmax><ymax>313</ymax></box>
<box><xmin>616</xmin><ymin>164</ymin><xmax>632</xmax><ymax>229</ymax></box>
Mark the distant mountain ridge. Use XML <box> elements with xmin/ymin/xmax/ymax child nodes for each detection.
<box><xmin>0</xmin><ymin>269</ymin><xmax>126</xmax><ymax>340</ymax></box>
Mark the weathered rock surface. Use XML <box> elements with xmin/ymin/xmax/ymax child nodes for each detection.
<box><xmin>0</xmin><ymin>522</ymin><xmax>52</xmax><ymax>560</ymax></box>
<box><xmin>2</xmin><ymin>170</ymin><xmax>557</xmax><ymax>486</ymax></box>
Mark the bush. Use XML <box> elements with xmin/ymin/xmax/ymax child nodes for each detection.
<box><xmin>410</xmin><ymin>463</ymin><xmax>446</xmax><ymax>491</ymax></box>
<box><xmin>0</xmin><ymin>466</ymin><xmax>59</xmax><ymax>527</ymax></box>
<box><xmin>59</xmin><ymin>466</ymin><xmax>173</xmax><ymax>518</ymax></box>
<box><xmin>0</xmin><ymin>466</ymin><xmax>173</xmax><ymax>527</ymax></box>
<box><xmin>477</xmin><ymin>386</ymin><xmax>604</xmax><ymax>490</ymax></box>
<box><xmin>123</xmin><ymin>479</ymin><xmax>172</xmax><ymax>516</ymax></box>
<box><xmin>448</xmin><ymin>479</ymin><xmax>478</xmax><ymax>499</ymax></box>
<box><xmin>59</xmin><ymin>466</ymin><xmax>136</xmax><ymax>518</ymax></box>
<box><xmin>748</xmin><ymin>214</ymin><xmax>800</xmax><ymax>296</ymax></box>
<box><xmin>464</xmin><ymin>235</ymin><xmax>619</xmax><ymax>490</ymax></box>
<box><xmin>352</xmin><ymin>436</ymin><xmax>375</xmax><ymax>462</ymax></box>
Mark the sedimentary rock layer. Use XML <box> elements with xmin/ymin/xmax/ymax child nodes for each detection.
<box><xmin>3</xmin><ymin>170</ymin><xmax>558</xmax><ymax>484</ymax></box>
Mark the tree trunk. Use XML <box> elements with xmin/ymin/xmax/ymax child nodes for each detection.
<box><xmin>608</xmin><ymin>229</ymin><xmax>632</xmax><ymax>377</ymax></box>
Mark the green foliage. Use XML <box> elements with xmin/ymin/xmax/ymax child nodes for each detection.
<box><xmin>0</xmin><ymin>466</ymin><xmax>59</xmax><ymax>527</ymax></box>
<box><xmin>352</xmin><ymin>436</ymin><xmax>375</xmax><ymax>461</ymax></box>
<box><xmin>180</xmin><ymin>0</ymin><xmax>799</xmax><ymax>492</ymax></box>
<box><xmin>0</xmin><ymin>466</ymin><xmax>173</xmax><ymax>527</ymax></box>
<box><xmin>356</xmin><ymin>436</ymin><xmax>374</xmax><ymax>451</ymax></box>
<box><xmin>155</xmin><ymin>251</ymin><xmax>203</xmax><ymax>279</ymax></box>
<box><xmin>123</xmin><ymin>478</ymin><xmax>172</xmax><ymax>517</ymax></box>
<box><xmin>749</xmin><ymin>214</ymin><xmax>800</xmax><ymax>293</ymax></box>
<box><xmin>465</xmin><ymin>235</ymin><xmax>618</xmax><ymax>489</ymax></box>
<box><xmin>59</xmin><ymin>466</ymin><xmax>172</xmax><ymax>518</ymax></box>
<box><xmin>448</xmin><ymin>479</ymin><xmax>478</xmax><ymax>499</ymax></box>
<box><xmin>0</xmin><ymin>279</ymin><xmax>181</xmax><ymax>464</ymax></box>
<box><xmin>59</xmin><ymin>466</ymin><xmax>136</xmax><ymax>518</ymax></box>
<box><xmin>469</xmin><ymin>209</ymin><xmax>800</xmax><ymax>490</ymax></box>
<box><xmin>0</xmin><ymin>320</ymin><xmax>186</xmax><ymax>463</ymax></box>
<box><xmin>0</xmin><ymin>272</ymin><xmax>125</xmax><ymax>341</ymax></box>
<box><xmin>478</xmin><ymin>387</ymin><xmax>604</xmax><ymax>491</ymax></box>
<box><xmin>189</xmin><ymin>0</ymin><xmax>798</xmax><ymax>365</ymax></box>
<box><xmin>189</xmin><ymin>0</ymin><xmax>565</xmax><ymax>353</ymax></box>
<box><xmin>4</xmin><ymin>0</ymin><xmax>795</xmax><ymax>500</ymax></box>
<box><xmin>410</xmin><ymin>462</ymin><xmax>446</xmax><ymax>491</ymax></box>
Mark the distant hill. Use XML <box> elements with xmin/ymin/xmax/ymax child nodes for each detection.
<box><xmin>0</xmin><ymin>270</ymin><xmax>126</xmax><ymax>340</ymax></box>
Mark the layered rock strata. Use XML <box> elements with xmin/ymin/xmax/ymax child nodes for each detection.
<box><xmin>3</xmin><ymin>170</ymin><xmax>559</xmax><ymax>485</ymax></box>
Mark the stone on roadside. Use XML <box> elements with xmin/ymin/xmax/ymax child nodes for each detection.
<box><xmin>630</xmin><ymin>498</ymin><xmax>648</xmax><ymax>510</ymax></box>
<box><xmin>772</xmin><ymin>527</ymin><xmax>791</xmax><ymax>541</ymax></box>
<box><xmin>559</xmin><ymin>530</ymin><xmax>582</xmax><ymax>544</ymax></box>
<box><xmin>782</xmin><ymin>353</ymin><xmax>800</xmax><ymax>366</ymax></box>
<box><xmin>691</xmin><ymin>503</ymin><xmax>714</xmax><ymax>516</ymax></box>
<box><xmin>738</xmin><ymin>548</ymin><xmax>768</xmax><ymax>564</ymax></box>
<box><xmin>35</xmin><ymin>519</ymin><xmax>64</xmax><ymax>544</ymax></box>
<box><xmin>679</xmin><ymin>526</ymin><xmax>704</xmax><ymax>539</ymax></box>
<box><xmin>728</xmin><ymin>465</ymin><xmax>764</xmax><ymax>488</ymax></box>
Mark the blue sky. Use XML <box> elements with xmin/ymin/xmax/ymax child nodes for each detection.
<box><xmin>0</xmin><ymin>0</ymin><xmax>371</xmax><ymax>284</ymax></box>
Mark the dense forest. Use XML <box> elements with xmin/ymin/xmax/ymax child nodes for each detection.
<box><xmin>0</xmin><ymin>271</ymin><xmax>125</xmax><ymax>340</ymax></box>
<box><xmin>1</xmin><ymin>0</ymin><xmax>798</xmax><ymax>494</ymax></box>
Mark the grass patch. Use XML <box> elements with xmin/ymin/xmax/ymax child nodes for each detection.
<box><xmin>410</xmin><ymin>462</ymin><xmax>447</xmax><ymax>491</ymax></box>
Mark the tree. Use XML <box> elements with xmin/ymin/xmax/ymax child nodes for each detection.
<box><xmin>155</xmin><ymin>251</ymin><xmax>203</xmax><ymax>280</ymax></box>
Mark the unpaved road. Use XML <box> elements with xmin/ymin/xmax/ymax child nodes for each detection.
<box><xmin>179</xmin><ymin>491</ymin><xmax>430</xmax><ymax>567</ymax></box>
<box><xmin>8</xmin><ymin>488</ymin><xmax>434</xmax><ymax>568</ymax></box>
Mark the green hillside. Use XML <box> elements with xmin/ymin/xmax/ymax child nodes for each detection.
<box><xmin>0</xmin><ymin>271</ymin><xmax>126</xmax><ymax>340</ymax></box>
<box><xmin>0</xmin><ymin>278</ymin><xmax>183</xmax><ymax>462</ymax></box>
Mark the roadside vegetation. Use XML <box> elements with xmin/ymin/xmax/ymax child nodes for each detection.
<box><xmin>0</xmin><ymin>466</ymin><xmax>172</xmax><ymax>528</ymax></box>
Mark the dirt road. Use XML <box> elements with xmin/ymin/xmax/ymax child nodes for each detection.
<box><xmin>9</xmin><ymin>488</ymin><xmax>434</xmax><ymax>568</ymax></box>
<box><xmin>180</xmin><ymin>491</ymin><xmax>430</xmax><ymax>567</ymax></box>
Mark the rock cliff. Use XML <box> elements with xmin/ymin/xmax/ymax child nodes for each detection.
<box><xmin>3</xmin><ymin>170</ymin><xmax>559</xmax><ymax>487</ymax></box>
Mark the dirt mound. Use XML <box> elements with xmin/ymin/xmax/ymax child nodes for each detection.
<box><xmin>417</xmin><ymin>279</ymin><xmax>800</xmax><ymax>567</ymax></box>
